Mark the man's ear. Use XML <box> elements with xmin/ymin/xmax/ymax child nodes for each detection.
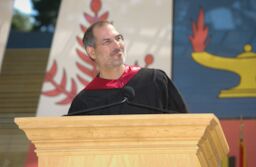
<box><xmin>86</xmin><ymin>46</ymin><xmax>96</xmax><ymax>60</ymax></box>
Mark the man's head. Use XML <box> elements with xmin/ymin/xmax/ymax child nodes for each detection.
<box><xmin>82</xmin><ymin>21</ymin><xmax>126</xmax><ymax>70</ymax></box>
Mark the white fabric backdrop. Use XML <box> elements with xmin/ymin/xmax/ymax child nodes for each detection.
<box><xmin>0</xmin><ymin>0</ymin><xmax>14</xmax><ymax>72</ymax></box>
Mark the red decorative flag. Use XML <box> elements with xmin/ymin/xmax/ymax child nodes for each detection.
<box><xmin>239</xmin><ymin>119</ymin><xmax>247</xmax><ymax>167</ymax></box>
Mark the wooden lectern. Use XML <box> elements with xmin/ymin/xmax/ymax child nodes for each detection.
<box><xmin>15</xmin><ymin>114</ymin><xmax>229</xmax><ymax>167</ymax></box>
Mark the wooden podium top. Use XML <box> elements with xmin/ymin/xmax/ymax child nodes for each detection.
<box><xmin>15</xmin><ymin>114</ymin><xmax>229</xmax><ymax>167</ymax></box>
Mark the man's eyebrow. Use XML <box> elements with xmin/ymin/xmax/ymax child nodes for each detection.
<box><xmin>116</xmin><ymin>34</ymin><xmax>124</xmax><ymax>39</ymax></box>
<box><xmin>101</xmin><ymin>35</ymin><xmax>122</xmax><ymax>41</ymax></box>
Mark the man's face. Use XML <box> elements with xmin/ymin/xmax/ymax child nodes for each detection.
<box><xmin>88</xmin><ymin>24</ymin><xmax>126</xmax><ymax>70</ymax></box>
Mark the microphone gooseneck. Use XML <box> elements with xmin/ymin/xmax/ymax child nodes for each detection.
<box><xmin>64</xmin><ymin>95</ymin><xmax>128</xmax><ymax>116</ymax></box>
<box><xmin>65</xmin><ymin>87</ymin><xmax>133</xmax><ymax>116</ymax></box>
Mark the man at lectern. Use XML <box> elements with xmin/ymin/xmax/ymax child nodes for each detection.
<box><xmin>68</xmin><ymin>21</ymin><xmax>188</xmax><ymax>115</ymax></box>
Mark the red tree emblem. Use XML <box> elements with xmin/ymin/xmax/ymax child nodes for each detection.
<box><xmin>42</xmin><ymin>0</ymin><xmax>109</xmax><ymax>105</ymax></box>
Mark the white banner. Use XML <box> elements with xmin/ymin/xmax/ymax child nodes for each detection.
<box><xmin>36</xmin><ymin>0</ymin><xmax>173</xmax><ymax>116</ymax></box>
<box><xmin>0</xmin><ymin>0</ymin><xmax>14</xmax><ymax>72</ymax></box>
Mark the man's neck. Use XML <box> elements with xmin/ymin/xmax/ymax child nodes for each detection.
<box><xmin>99</xmin><ymin>64</ymin><xmax>126</xmax><ymax>80</ymax></box>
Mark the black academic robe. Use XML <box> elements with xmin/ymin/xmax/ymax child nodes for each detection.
<box><xmin>68</xmin><ymin>68</ymin><xmax>188</xmax><ymax>115</ymax></box>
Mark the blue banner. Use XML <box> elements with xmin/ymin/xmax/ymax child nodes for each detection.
<box><xmin>173</xmin><ymin>0</ymin><xmax>256</xmax><ymax>118</ymax></box>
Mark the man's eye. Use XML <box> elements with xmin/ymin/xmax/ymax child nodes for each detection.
<box><xmin>117</xmin><ymin>35</ymin><xmax>124</xmax><ymax>41</ymax></box>
<box><xmin>102</xmin><ymin>40</ymin><xmax>111</xmax><ymax>45</ymax></box>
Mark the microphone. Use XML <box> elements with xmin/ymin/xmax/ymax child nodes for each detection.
<box><xmin>122</xmin><ymin>86</ymin><xmax>135</xmax><ymax>101</ymax></box>
<box><xmin>123</xmin><ymin>86</ymin><xmax>172</xmax><ymax>114</ymax></box>
<box><xmin>65</xmin><ymin>86</ymin><xmax>135</xmax><ymax>116</ymax></box>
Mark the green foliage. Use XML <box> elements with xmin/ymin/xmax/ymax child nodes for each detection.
<box><xmin>31</xmin><ymin>0</ymin><xmax>61</xmax><ymax>31</ymax></box>
<box><xmin>12</xmin><ymin>0</ymin><xmax>61</xmax><ymax>32</ymax></box>
<box><xmin>11</xmin><ymin>10</ymin><xmax>33</xmax><ymax>31</ymax></box>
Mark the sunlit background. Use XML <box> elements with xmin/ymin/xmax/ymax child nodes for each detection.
<box><xmin>14</xmin><ymin>0</ymin><xmax>34</xmax><ymax>14</ymax></box>
<box><xmin>0</xmin><ymin>0</ymin><xmax>255</xmax><ymax>167</ymax></box>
